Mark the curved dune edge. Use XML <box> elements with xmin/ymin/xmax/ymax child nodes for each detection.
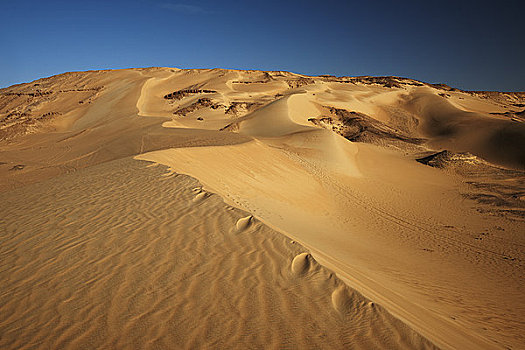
<box><xmin>135</xmin><ymin>147</ymin><xmax>499</xmax><ymax>350</ymax></box>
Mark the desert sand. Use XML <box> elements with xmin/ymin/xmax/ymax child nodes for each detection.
<box><xmin>1</xmin><ymin>67</ymin><xmax>524</xmax><ymax>349</ymax></box>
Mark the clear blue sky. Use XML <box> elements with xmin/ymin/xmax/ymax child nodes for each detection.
<box><xmin>1</xmin><ymin>0</ymin><xmax>524</xmax><ymax>91</ymax></box>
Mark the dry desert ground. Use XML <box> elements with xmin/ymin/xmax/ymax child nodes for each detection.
<box><xmin>1</xmin><ymin>68</ymin><xmax>524</xmax><ymax>349</ymax></box>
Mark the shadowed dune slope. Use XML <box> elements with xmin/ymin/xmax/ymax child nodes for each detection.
<box><xmin>401</xmin><ymin>91</ymin><xmax>525</xmax><ymax>169</ymax></box>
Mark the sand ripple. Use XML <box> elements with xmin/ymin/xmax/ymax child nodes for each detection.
<box><xmin>0</xmin><ymin>158</ymin><xmax>435</xmax><ymax>349</ymax></box>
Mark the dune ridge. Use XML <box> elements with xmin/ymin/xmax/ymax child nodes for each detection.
<box><xmin>1</xmin><ymin>67</ymin><xmax>524</xmax><ymax>349</ymax></box>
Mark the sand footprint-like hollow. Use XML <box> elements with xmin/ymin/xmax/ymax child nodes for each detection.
<box><xmin>331</xmin><ymin>285</ymin><xmax>354</xmax><ymax>315</ymax></box>
<box><xmin>192</xmin><ymin>191</ymin><xmax>208</xmax><ymax>202</ymax></box>
<box><xmin>291</xmin><ymin>252</ymin><xmax>314</xmax><ymax>275</ymax></box>
<box><xmin>235</xmin><ymin>215</ymin><xmax>253</xmax><ymax>231</ymax></box>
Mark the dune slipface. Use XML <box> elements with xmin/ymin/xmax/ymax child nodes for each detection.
<box><xmin>1</xmin><ymin>67</ymin><xmax>524</xmax><ymax>349</ymax></box>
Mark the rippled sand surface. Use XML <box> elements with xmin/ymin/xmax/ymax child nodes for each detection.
<box><xmin>0</xmin><ymin>158</ymin><xmax>434</xmax><ymax>349</ymax></box>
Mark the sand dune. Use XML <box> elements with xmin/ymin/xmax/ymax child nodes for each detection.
<box><xmin>401</xmin><ymin>91</ymin><xmax>525</xmax><ymax>169</ymax></box>
<box><xmin>1</xmin><ymin>67</ymin><xmax>524</xmax><ymax>349</ymax></box>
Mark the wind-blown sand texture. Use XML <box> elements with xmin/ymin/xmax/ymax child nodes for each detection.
<box><xmin>1</xmin><ymin>67</ymin><xmax>524</xmax><ymax>349</ymax></box>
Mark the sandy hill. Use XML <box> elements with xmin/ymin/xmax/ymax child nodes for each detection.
<box><xmin>1</xmin><ymin>67</ymin><xmax>524</xmax><ymax>349</ymax></box>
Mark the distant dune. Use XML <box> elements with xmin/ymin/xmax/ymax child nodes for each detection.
<box><xmin>1</xmin><ymin>67</ymin><xmax>524</xmax><ymax>349</ymax></box>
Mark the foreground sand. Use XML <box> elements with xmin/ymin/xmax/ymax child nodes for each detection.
<box><xmin>1</xmin><ymin>67</ymin><xmax>524</xmax><ymax>349</ymax></box>
<box><xmin>0</xmin><ymin>158</ymin><xmax>435</xmax><ymax>349</ymax></box>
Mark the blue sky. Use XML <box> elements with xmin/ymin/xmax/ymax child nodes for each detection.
<box><xmin>1</xmin><ymin>0</ymin><xmax>524</xmax><ymax>91</ymax></box>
